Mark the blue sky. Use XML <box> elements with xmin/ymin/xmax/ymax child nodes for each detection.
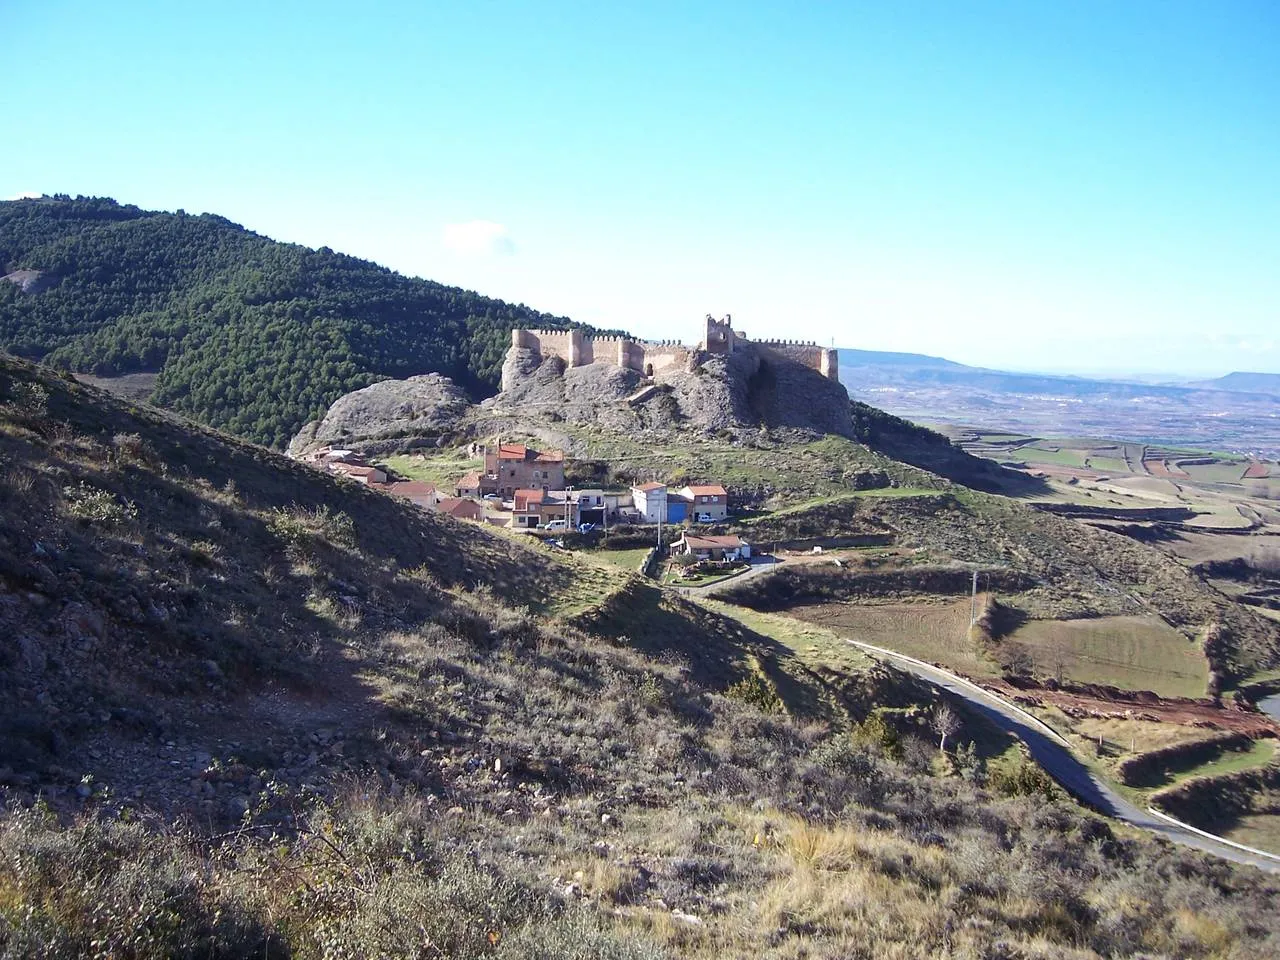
<box><xmin>3</xmin><ymin>1</ymin><xmax>1278</xmax><ymax>376</ymax></box>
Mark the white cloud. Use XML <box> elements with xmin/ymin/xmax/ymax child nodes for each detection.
<box><xmin>4</xmin><ymin>191</ymin><xmax>41</xmax><ymax>201</ymax></box>
<box><xmin>441</xmin><ymin>220</ymin><xmax>516</xmax><ymax>256</ymax></box>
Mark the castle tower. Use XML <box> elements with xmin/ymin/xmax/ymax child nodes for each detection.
<box><xmin>703</xmin><ymin>314</ymin><xmax>736</xmax><ymax>354</ymax></box>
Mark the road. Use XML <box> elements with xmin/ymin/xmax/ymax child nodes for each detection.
<box><xmin>845</xmin><ymin>638</ymin><xmax>1280</xmax><ymax>875</ymax></box>
<box><xmin>669</xmin><ymin>555</ymin><xmax>783</xmax><ymax>596</ymax></box>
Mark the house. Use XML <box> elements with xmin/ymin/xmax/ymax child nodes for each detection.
<box><xmin>483</xmin><ymin>443</ymin><xmax>565</xmax><ymax>497</ymax></box>
<box><xmin>631</xmin><ymin>482</ymin><xmax>667</xmax><ymax>523</ymax></box>
<box><xmin>436</xmin><ymin>497</ymin><xmax>483</xmax><ymax>522</ymax></box>
<box><xmin>454</xmin><ymin>471</ymin><xmax>487</xmax><ymax>498</ymax></box>
<box><xmin>672</xmin><ymin>534</ymin><xmax>751</xmax><ymax>562</ymax></box>
<box><xmin>512</xmin><ymin>488</ymin><xmax>580</xmax><ymax>529</ymax></box>
<box><xmin>674</xmin><ymin>484</ymin><xmax>728</xmax><ymax>521</ymax></box>
<box><xmin>383</xmin><ymin>480</ymin><xmax>438</xmax><ymax>509</ymax></box>
<box><xmin>328</xmin><ymin>462</ymin><xmax>388</xmax><ymax>485</ymax></box>
<box><xmin>570</xmin><ymin>488</ymin><xmax>606</xmax><ymax>526</ymax></box>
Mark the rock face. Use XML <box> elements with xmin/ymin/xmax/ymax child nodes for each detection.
<box><xmin>288</xmin><ymin>374</ymin><xmax>471</xmax><ymax>456</ymax></box>
<box><xmin>491</xmin><ymin>340</ymin><xmax>854</xmax><ymax>439</ymax></box>
<box><xmin>289</xmin><ymin>340</ymin><xmax>856</xmax><ymax>453</ymax></box>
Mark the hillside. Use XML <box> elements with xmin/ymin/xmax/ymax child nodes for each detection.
<box><xmin>0</xmin><ymin>196</ymin><xmax>583</xmax><ymax>447</ymax></box>
<box><xmin>5</xmin><ymin>355</ymin><xmax>1280</xmax><ymax>956</ymax></box>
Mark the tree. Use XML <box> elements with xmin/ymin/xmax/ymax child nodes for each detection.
<box><xmin>931</xmin><ymin>702</ymin><xmax>961</xmax><ymax>753</ymax></box>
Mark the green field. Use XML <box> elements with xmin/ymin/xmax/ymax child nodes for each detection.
<box><xmin>591</xmin><ymin>546</ymin><xmax>655</xmax><ymax>572</ymax></box>
<box><xmin>1005</xmin><ymin>615</ymin><xmax>1209</xmax><ymax>699</ymax></box>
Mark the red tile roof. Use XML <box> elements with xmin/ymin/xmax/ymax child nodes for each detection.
<box><xmin>329</xmin><ymin>463</ymin><xmax>381</xmax><ymax>478</ymax></box>
<box><xmin>437</xmin><ymin>497</ymin><xmax>482</xmax><ymax>519</ymax></box>
<box><xmin>681</xmin><ymin>534</ymin><xmax>747</xmax><ymax>549</ymax></box>
<box><xmin>385</xmin><ymin>481</ymin><xmax>436</xmax><ymax>499</ymax></box>
<box><xmin>683</xmin><ymin>484</ymin><xmax>727</xmax><ymax>497</ymax></box>
<box><xmin>456</xmin><ymin>471</ymin><xmax>482</xmax><ymax>487</ymax></box>
<box><xmin>634</xmin><ymin>481</ymin><xmax>666</xmax><ymax>492</ymax></box>
<box><xmin>513</xmin><ymin>488</ymin><xmax>547</xmax><ymax>511</ymax></box>
<box><xmin>496</xmin><ymin>443</ymin><xmax>564</xmax><ymax>463</ymax></box>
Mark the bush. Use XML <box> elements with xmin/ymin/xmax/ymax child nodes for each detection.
<box><xmin>726</xmin><ymin>674</ymin><xmax>782</xmax><ymax>714</ymax></box>
<box><xmin>62</xmin><ymin>481</ymin><xmax>137</xmax><ymax>526</ymax></box>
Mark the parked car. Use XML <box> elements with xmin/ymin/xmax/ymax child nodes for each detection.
<box><xmin>544</xmin><ymin>519</ymin><xmax>569</xmax><ymax>531</ymax></box>
<box><xmin>482</xmin><ymin>493</ymin><xmax>500</xmax><ymax>501</ymax></box>
<box><xmin>695</xmin><ymin>512</ymin><xmax>716</xmax><ymax>523</ymax></box>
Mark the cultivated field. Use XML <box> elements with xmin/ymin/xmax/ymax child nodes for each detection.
<box><xmin>1002</xmin><ymin>615</ymin><xmax>1209</xmax><ymax>699</ymax></box>
<box><xmin>788</xmin><ymin>598</ymin><xmax>1001</xmax><ymax>678</ymax></box>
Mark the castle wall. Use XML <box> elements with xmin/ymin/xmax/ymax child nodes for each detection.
<box><xmin>642</xmin><ymin>344</ymin><xmax>692</xmax><ymax>374</ymax></box>
<box><xmin>511</xmin><ymin>323</ymin><xmax>832</xmax><ymax>381</ymax></box>
<box><xmin>756</xmin><ymin>341</ymin><xmax>840</xmax><ymax>381</ymax></box>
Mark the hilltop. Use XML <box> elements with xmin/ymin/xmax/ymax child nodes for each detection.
<box><xmin>0</xmin><ymin>195</ymin><xmax>585</xmax><ymax>447</ymax></box>
<box><xmin>5</xmin><ymin>355</ymin><xmax>1280</xmax><ymax>956</ymax></box>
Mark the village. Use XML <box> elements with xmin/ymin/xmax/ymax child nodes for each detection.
<box><xmin>296</xmin><ymin>440</ymin><xmax>755</xmax><ymax>578</ymax></box>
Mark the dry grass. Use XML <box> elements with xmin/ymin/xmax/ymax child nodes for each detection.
<box><xmin>789</xmin><ymin>599</ymin><xmax>1002</xmax><ymax>678</ymax></box>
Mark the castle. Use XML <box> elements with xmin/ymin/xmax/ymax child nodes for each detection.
<box><xmin>509</xmin><ymin>315</ymin><xmax>838</xmax><ymax>380</ymax></box>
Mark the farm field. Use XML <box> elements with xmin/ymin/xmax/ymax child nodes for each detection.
<box><xmin>1003</xmin><ymin>615</ymin><xmax>1209</xmax><ymax>699</ymax></box>
<box><xmin>787</xmin><ymin>598</ymin><xmax>1001</xmax><ymax>679</ymax></box>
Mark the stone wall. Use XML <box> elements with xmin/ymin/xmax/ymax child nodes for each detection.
<box><xmin>756</xmin><ymin>341</ymin><xmax>839</xmax><ymax>380</ymax></box>
<box><xmin>512</xmin><ymin>329</ymin><xmax>692</xmax><ymax>376</ymax></box>
<box><xmin>511</xmin><ymin>324</ymin><xmax>834</xmax><ymax>380</ymax></box>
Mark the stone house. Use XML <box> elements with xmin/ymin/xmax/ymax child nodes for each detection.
<box><xmin>484</xmin><ymin>444</ymin><xmax>565</xmax><ymax>498</ymax></box>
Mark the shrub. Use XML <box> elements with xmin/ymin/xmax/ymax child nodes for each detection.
<box><xmin>726</xmin><ymin>674</ymin><xmax>782</xmax><ymax>714</ymax></box>
<box><xmin>9</xmin><ymin>380</ymin><xmax>49</xmax><ymax>416</ymax></box>
<box><xmin>62</xmin><ymin>481</ymin><xmax>137</xmax><ymax>526</ymax></box>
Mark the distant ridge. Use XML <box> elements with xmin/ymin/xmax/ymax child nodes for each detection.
<box><xmin>1185</xmin><ymin>372</ymin><xmax>1280</xmax><ymax>396</ymax></box>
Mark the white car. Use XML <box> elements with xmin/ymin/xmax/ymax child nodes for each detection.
<box><xmin>543</xmin><ymin>519</ymin><xmax>569</xmax><ymax>531</ymax></box>
<box><xmin>695</xmin><ymin>512</ymin><xmax>716</xmax><ymax>523</ymax></box>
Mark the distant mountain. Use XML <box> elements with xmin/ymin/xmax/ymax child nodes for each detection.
<box><xmin>1186</xmin><ymin>372</ymin><xmax>1280</xmax><ymax>396</ymax></box>
<box><xmin>836</xmin><ymin>348</ymin><xmax>967</xmax><ymax>370</ymax></box>
<box><xmin>0</xmin><ymin>196</ymin><xmax>584</xmax><ymax>446</ymax></box>
<box><xmin>836</xmin><ymin>347</ymin><xmax>1280</xmax><ymax>455</ymax></box>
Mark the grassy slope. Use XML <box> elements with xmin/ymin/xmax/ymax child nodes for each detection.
<box><xmin>4</xmin><ymin>356</ymin><xmax>1280</xmax><ymax>957</ymax></box>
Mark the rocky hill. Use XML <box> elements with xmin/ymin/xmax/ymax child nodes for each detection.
<box><xmin>5</xmin><ymin>352</ymin><xmax>1280</xmax><ymax>957</ymax></box>
<box><xmin>490</xmin><ymin>334</ymin><xmax>854</xmax><ymax>439</ymax></box>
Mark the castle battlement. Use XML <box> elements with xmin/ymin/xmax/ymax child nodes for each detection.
<box><xmin>510</xmin><ymin>316</ymin><xmax>837</xmax><ymax>381</ymax></box>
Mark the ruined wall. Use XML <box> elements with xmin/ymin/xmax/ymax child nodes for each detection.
<box><xmin>756</xmin><ymin>341</ymin><xmax>839</xmax><ymax>380</ymax></box>
<box><xmin>514</xmin><ymin>329</ymin><xmax>584</xmax><ymax>367</ymax></box>
<box><xmin>643</xmin><ymin>343</ymin><xmax>692</xmax><ymax>374</ymax></box>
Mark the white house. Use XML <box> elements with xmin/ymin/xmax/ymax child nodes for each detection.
<box><xmin>631</xmin><ymin>482</ymin><xmax>668</xmax><ymax>524</ymax></box>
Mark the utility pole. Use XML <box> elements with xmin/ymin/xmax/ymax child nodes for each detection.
<box><xmin>969</xmin><ymin>570</ymin><xmax>979</xmax><ymax>625</ymax></box>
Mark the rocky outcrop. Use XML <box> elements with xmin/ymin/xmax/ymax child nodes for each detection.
<box><xmin>288</xmin><ymin>373</ymin><xmax>471</xmax><ymax>456</ymax></box>
<box><xmin>290</xmin><ymin>337</ymin><xmax>859</xmax><ymax>454</ymax></box>
<box><xmin>491</xmin><ymin>340</ymin><xmax>853</xmax><ymax>440</ymax></box>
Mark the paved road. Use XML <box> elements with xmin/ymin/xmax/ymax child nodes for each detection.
<box><xmin>845</xmin><ymin>638</ymin><xmax>1280</xmax><ymax>875</ymax></box>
